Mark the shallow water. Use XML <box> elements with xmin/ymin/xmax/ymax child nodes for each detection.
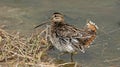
<box><xmin>0</xmin><ymin>0</ymin><xmax>120</xmax><ymax>67</ymax></box>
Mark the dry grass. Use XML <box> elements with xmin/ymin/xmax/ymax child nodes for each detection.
<box><xmin>0</xmin><ymin>28</ymin><xmax>56</xmax><ymax>67</ymax></box>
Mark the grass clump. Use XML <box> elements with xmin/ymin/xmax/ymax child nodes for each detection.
<box><xmin>0</xmin><ymin>29</ymin><xmax>56</xmax><ymax>67</ymax></box>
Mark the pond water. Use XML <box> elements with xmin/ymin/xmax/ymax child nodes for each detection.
<box><xmin>0</xmin><ymin>0</ymin><xmax>120</xmax><ymax>67</ymax></box>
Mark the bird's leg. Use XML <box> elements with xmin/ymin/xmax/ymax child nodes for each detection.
<box><xmin>57</xmin><ymin>52</ymin><xmax>67</xmax><ymax>59</ymax></box>
<box><xmin>70</xmin><ymin>53</ymin><xmax>74</xmax><ymax>62</ymax></box>
<box><xmin>58</xmin><ymin>52</ymin><xmax>64</xmax><ymax>59</ymax></box>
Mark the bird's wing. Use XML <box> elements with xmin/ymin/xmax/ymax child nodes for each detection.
<box><xmin>56</xmin><ymin>24</ymin><xmax>92</xmax><ymax>53</ymax></box>
<box><xmin>56</xmin><ymin>24</ymin><xmax>92</xmax><ymax>39</ymax></box>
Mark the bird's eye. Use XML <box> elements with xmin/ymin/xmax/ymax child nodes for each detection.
<box><xmin>54</xmin><ymin>15</ymin><xmax>57</xmax><ymax>17</ymax></box>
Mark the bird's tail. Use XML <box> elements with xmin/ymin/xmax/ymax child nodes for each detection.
<box><xmin>84</xmin><ymin>20</ymin><xmax>98</xmax><ymax>32</ymax></box>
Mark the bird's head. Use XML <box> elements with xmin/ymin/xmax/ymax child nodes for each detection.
<box><xmin>51</xmin><ymin>12</ymin><xmax>64</xmax><ymax>23</ymax></box>
<box><xmin>86</xmin><ymin>20</ymin><xmax>98</xmax><ymax>32</ymax></box>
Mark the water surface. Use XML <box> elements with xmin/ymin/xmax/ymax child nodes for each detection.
<box><xmin>0</xmin><ymin>0</ymin><xmax>120</xmax><ymax>67</ymax></box>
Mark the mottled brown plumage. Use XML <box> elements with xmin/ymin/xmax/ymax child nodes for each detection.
<box><xmin>35</xmin><ymin>12</ymin><xmax>98</xmax><ymax>61</ymax></box>
<box><xmin>50</xmin><ymin>12</ymin><xmax>98</xmax><ymax>53</ymax></box>
<box><xmin>49</xmin><ymin>12</ymin><xmax>98</xmax><ymax>61</ymax></box>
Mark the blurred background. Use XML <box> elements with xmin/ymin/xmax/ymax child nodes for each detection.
<box><xmin>0</xmin><ymin>0</ymin><xmax>120</xmax><ymax>67</ymax></box>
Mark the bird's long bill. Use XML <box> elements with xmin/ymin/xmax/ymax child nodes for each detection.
<box><xmin>34</xmin><ymin>21</ymin><xmax>49</xmax><ymax>29</ymax></box>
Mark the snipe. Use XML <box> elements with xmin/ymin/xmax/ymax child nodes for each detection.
<box><xmin>35</xmin><ymin>12</ymin><xmax>98</xmax><ymax>62</ymax></box>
